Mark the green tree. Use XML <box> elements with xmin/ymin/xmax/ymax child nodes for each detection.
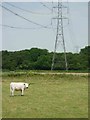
<box><xmin>36</xmin><ymin>55</ymin><xmax>51</xmax><ymax>70</ymax></box>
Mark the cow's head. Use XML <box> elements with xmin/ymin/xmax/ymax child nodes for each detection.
<box><xmin>24</xmin><ymin>83</ymin><xmax>29</xmax><ymax>88</ymax></box>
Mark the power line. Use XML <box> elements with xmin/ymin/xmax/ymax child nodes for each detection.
<box><xmin>0</xmin><ymin>24</ymin><xmax>44</xmax><ymax>30</ymax></box>
<box><xmin>0</xmin><ymin>4</ymin><xmax>51</xmax><ymax>29</ymax></box>
<box><xmin>5</xmin><ymin>2</ymin><xmax>52</xmax><ymax>15</ymax></box>
<box><xmin>40</xmin><ymin>2</ymin><xmax>53</xmax><ymax>12</ymax></box>
<box><xmin>40</xmin><ymin>2</ymin><xmax>57</xmax><ymax>14</ymax></box>
<box><xmin>0</xmin><ymin>23</ymin><xmax>53</xmax><ymax>30</ymax></box>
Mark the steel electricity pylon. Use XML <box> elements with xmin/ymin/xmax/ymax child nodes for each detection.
<box><xmin>51</xmin><ymin>0</ymin><xmax>68</xmax><ymax>71</ymax></box>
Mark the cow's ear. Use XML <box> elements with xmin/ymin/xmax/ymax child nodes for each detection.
<box><xmin>24</xmin><ymin>83</ymin><xmax>25</xmax><ymax>85</ymax></box>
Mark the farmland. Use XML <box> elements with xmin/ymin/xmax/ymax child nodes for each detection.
<box><xmin>2</xmin><ymin>71</ymin><xmax>88</xmax><ymax>118</ymax></box>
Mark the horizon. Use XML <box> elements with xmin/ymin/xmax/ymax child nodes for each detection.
<box><xmin>1</xmin><ymin>45</ymin><xmax>88</xmax><ymax>53</ymax></box>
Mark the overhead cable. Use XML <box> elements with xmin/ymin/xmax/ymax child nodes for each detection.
<box><xmin>0</xmin><ymin>4</ymin><xmax>50</xmax><ymax>29</ymax></box>
<box><xmin>5</xmin><ymin>2</ymin><xmax>52</xmax><ymax>15</ymax></box>
<box><xmin>0</xmin><ymin>24</ymin><xmax>44</xmax><ymax>29</ymax></box>
<box><xmin>40</xmin><ymin>2</ymin><xmax>52</xmax><ymax>11</ymax></box>
<box><xmin>40</xmin><ymin>2</ymin><xmax>57</xmax><ymax>14</ymax></box>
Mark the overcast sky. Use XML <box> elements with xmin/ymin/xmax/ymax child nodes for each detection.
<box><xmin>1</xmin><ymin>1</ymin><xmax>88</xmax><ymax>53</ymax></box>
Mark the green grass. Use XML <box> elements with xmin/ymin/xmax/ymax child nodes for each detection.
<box><xmin>2</xmin><ymin>72</ymin><xmax>88</xmax><ymax>118</ymax></box>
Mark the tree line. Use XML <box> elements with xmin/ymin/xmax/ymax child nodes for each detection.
<box><xmin>1</xmin><ymin>46</ymin><xmax>89</xmax><ymax>71</ymax></box>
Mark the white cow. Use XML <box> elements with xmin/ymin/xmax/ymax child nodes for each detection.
<box><xmin>10</xmin><ymin>82</ymin><xmax>29</xmax><ymax>96</ymax></box>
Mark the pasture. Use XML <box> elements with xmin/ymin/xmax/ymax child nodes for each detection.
<box><xmin>2</xmin><ymin>71</ymin><xmax>88</xmax><ymax>118</ymax></box>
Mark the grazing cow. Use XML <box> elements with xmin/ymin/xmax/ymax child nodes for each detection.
<box><xmin>10</xmin><ymin>82</ymin><xmax>29</xmax><ymax>96</ymax></box>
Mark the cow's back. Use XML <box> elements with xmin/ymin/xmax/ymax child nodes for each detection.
<box><xmin>10</xmin><ymin>82</ymin><xmax>25</xmax><ymax>90</ymax></box>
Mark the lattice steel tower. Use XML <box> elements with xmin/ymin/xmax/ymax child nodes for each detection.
<box><xmin>51</xmin><ymin>0</ymin><xmax>68</xmax><ymax>70</ymax></box>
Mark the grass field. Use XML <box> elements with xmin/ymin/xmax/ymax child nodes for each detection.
<box><xmin>2</xmin><ymin>71</ymin><xmax>88</xmax><ymax>118</ymax></box>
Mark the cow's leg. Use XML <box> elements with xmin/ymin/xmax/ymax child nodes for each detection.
<box><xmin>11</xmin><ymin>89</ymin><xmax>14</xmax><ymax>96</ymax></box>
<box><xmin>10</xmin><ymin>87</ymin><xmax>12</xmax><ymax>96</ymax></box>
<box><xmin>10</xmin><ymin>87</ymin><xmax>14</xmax><ymax>96</ymax></box>
<box><xmin>21</xmin><ymin>89</ymin><xmax>24</xmax><ymax>96</ymax></box>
